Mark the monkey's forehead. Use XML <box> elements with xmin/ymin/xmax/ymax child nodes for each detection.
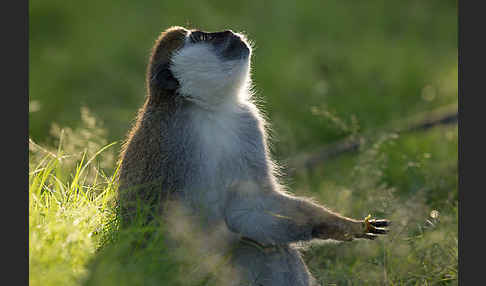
<box><xmin>151</xmin><ymin>26</ymin><xmax>190</xmax><ymax>64</ymax></box>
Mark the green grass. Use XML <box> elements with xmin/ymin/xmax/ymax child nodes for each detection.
<box><xmin>29</xmin><ymin>113</ymin><xmax>235</xmax><ymax>286</ymax></box>
<box><xmin>296</xmin><ymin>125</ymin><xmax>458</xmax><ymax>285</ymax></box>
<box><xmin>29</xmin><ymin>151</ymin><xmax>116</xmax><ymax>286</ymax></box>
<box><xmin>29</xmin><ymin>115</ymin><xmax>119</xmax><ymax>286</ymax></box>
<box><xmin>29</xmin><ymin>0</ymin><xmax>457</xmax><ymax>285</ymax></box>
<box><xmin>29</xmin><ymin>113</ymin><xmax>457</xmax><ymax>285</ymax></box>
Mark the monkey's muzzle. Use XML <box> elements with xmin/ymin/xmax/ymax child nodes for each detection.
<box><xmin>218</xmin><ymin>31</ymin><xmax>250</xmax><ymax>60</ymax></box>
<box><xmin>190</xmin><ymin>29</ymin><xmax>250</xmax><ymax>60</ymax></box>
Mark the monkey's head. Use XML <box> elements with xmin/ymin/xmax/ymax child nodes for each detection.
<box><xmin>148</xmin><ymin>26</ymin><xmax>252</xmax><ymax>108</ymax></box>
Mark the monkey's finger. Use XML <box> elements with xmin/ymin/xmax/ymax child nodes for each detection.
<box><xmin>369</xmin><ymin>219</ymin><xmax>390</xmax><ymax>227</ymax></box>
<box><xmin>369</xmin><ymin>226</ymin><xmax>388</xmax><ymax>235</ymax></box>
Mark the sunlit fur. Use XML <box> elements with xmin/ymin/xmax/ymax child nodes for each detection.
<box><xmin>118</xmin><ymin>26</ymin><xmax>387</xmax><ymax>286</ymax></box>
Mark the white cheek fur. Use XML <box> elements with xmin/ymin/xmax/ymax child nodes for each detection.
<box><xmin>170</xmin><ymin>42</ymin><xmax>251</xmax><ymax>109</ymax></box>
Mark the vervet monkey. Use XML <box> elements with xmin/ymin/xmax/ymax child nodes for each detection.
<box><xmin>117</xmin><ymin>26</ymin><xmax>389</xmax><ymax>286</ymax></box>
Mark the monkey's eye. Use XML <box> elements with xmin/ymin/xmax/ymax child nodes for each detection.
<box><xmin>190</xmin><ymin>31</ymin><xmax>212</xmax><ymax>43</ymax></box>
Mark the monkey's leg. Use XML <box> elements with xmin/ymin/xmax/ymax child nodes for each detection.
<box><xmin>223</xmin><ymin>181</ymin><xmax>389</xmax><ymax>244</ymax></box>
<box><xmin>231</xmin><ymin>243</ymin><xmax>319</xmax><ymax>286</ymax></box>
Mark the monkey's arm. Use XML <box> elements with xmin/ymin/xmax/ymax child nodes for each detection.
<box><xmin>223</xmin><ymin>181</ymin><xmax>389</xmax><ymax>245</ymax></box>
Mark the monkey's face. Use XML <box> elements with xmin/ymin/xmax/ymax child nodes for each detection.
<box><xmin>169</xmin><ymin>29</ymin><xmax>252</xmax><ymax>108</ymax></box>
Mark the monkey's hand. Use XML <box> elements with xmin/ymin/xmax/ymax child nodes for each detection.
<box><xmin>353</xmin><ymin>214</ymin><xmax>390</xmax><ymax>240</ymax></box>
<box><xmin>312</xmin><ymin>214</ymin><xmax>390</xmax><ymax>241</ymax></box>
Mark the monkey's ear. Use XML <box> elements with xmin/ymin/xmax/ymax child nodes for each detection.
<box><xmin>150</xmin><ymin>62</ymin><xmax>179</xmax><ymax>92</ymax></box>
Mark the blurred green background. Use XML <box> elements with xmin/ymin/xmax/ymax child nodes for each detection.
<box><xmin>29</xmin><ymin>0</ymin><xmax>458</xmax><ymax>285</ymax></box>
<box><xmin>29</xmin><ymin>0</ymin><xmax>457</xmax><ymax>155</ymax></box>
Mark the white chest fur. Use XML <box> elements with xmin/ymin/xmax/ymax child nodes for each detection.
<box><xmin>191</xmin><ymin>104</ymin><xmax>242</xmax><ymax>171</ymax></box>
